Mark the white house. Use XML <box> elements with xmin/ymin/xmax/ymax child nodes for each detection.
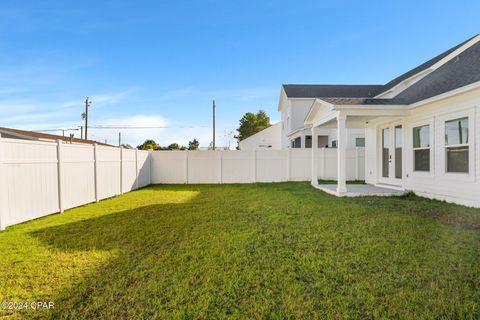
<box><xmin>278</xmin><ymin>86</ymin><xmax>367</xmax><ymax>149</ymax></box>
<box><xmin>241</xmin><ymin>86</ymin><xmax>368</xmax><ymax>151</ymax></box>
<box><xmin>238</xmin><ymin>122</ymin><xmax>282</xmax><ymax>151</ymax></box>
<box><xmin>305</xmin><ymin>34</ymin><xmax>480</xmax><ymax>207</ymax></box>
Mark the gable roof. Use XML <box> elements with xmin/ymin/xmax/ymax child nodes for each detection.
<box><xmin>282</xmin><ymin>84</ymin><xmax>384</xmax><ymax>99</ymax></box>
<box><xmin>0</xmin><ymin>127</ymin><xmax>113</xmax><ymax>146</ymax></box>
<box><xmin>379</xmin><ymin>34</ymin><xmax>478</xmax><ymax>94</ymax></box>
<box><xmin>283</xmin><ymin>34</ymin><xmax>480</xmax><ymax>106</ymax></box>
<box><xmin>394</xmin><ymin>40</ymin><xmax>480</xmax><ymax>104</ymax></box>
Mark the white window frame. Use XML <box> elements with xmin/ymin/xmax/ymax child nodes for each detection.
<box><xmin>439</xmin><ymin>108</ymin><xmax>475</xmax><ymax>181</ymax></box>
<box><xmin>355</xmin><ymin>137</ymin><xmax>365</xmax><ymax>147</ymax></box>
<box><xmin>412</xmin><ymin>124</ymin><xmax>431</xmax><ymax>172</ymax></box>
<box><xmin>408</xmin><ymin>118</ymin><xmax>434</xmax><ymax>178</ymax></box>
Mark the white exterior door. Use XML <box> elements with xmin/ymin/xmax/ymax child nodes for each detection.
<box><xmin>378</xmin><ymin>122</ymin><xmax>403</xmax><ymax>186</ymax></box>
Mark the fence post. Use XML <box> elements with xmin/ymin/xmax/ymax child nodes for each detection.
<box><xmin>0</xmin><ymin>134</ymin><xmax>7</xmax><ymax>230</ymax></box>
<box><xmin>286</xmin><ymin>149</ymin><xmax>291</xmax><ymax>181</ymax></box>
<box><xmin>94</xmin><ymin>144</ymin><xmax>99</xmax><ymax>202</ymax></box>
<box><xmin>148</xmin><ymin>149</ymin><xmax>153</xmax><ymax>185</ymax></box>
<box><xmin>355</xmin><ymin>147</ymin><xmax>359</xmax><ymax>180</ymax></box>
<box><xmin>321</xmin><ymin>148</ymin><xmax>326</xmax><ymax>179</ymax></box>
<box><xmin>120</xmin><ymin>146</ymin><xmax>124</xmax><ymax>195</ymax></box>
<box><xmin>56</xmin><ymin>140</ymin><xmax>64</xmax><ymax>213</ymax></box>
<box><xmin>185</xmin><ymin>151</ymin><xmax>189</xmax><ymax>184</ymax></box>
<box><xmin>219</xmin><ymin>150</ymin><xmax>223</xmax><ymax>184</ymax></box>
<box><xmin>135</xmin><ymin>149</ymin><xmax>139</xmax><ymax>190</ymax></box>
<box><xmin>252</xmin><ymin>150</ymin><xmax>257</xmax><ymax>183</ymax></box>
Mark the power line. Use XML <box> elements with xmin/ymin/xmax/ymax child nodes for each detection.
<box><xmin>34</xmin><ymin>128</ymin><xmax>80</xmax><ymax>132</ymax></box>
<box><xmin>88</xmin><ymin>125</ymin><xmax>208</xmax><ymax>129</ymax></box>
<box><xmin>33</xmin><ymin>125</ymin><xmax>207</xmax><ymax>132</ymax></box>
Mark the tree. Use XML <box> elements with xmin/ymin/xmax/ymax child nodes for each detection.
<box><xmin>167</xmin><ymin>143</ymin><xmax>181</xmax><ymax>150</ymax></box>
<box><xmin>137</xmin><ymin>139</ymin><xmax>159</xmax><ymax>150</ymax></box>
<box><xmin>235</xmin><ymin>110</ymin><xmax>271</xmax><ymax>142</ymax></box>
<box><xmin>188</xmin><ymin>138</ymin><xmax>199</xmax><ymax>150</ymax></box>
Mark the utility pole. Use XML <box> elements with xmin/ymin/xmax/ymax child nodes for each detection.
<box><xmin>81</xmin><ymin>98</ymin><xmax>92</xmax><ymax>140</ymax></box>
<box><xmin>212</xmin><ymin>99</ymin><xmax>216</xmax><ymax>150</ymax></box>
<box><xmin>118</xmin><ymin>132</ymin><xmax>121</xmax><ymax>147</ymax></box>
<box><xmin>80</xmin><ymin>126</ymin><xmax>84</xmax><ymax>140</ymax></box>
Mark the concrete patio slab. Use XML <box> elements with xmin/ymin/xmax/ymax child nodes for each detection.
<box><xmin>313</xmin><ymin>183</ymin><xmax>406</xmax><ymax>197</ymax></box>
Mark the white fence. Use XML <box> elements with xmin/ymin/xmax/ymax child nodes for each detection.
<box><xmin>151</xmin><ymin>148</ymin><xmax>365</xmax><ymax>184</ymax></box>
<box><xmin>0</xmin><ymin>139</ymin><xmax>363</xmax><ymax>230</ymax></box>
<box><xmin>0</xmin><ymin>137</ymin><xmax>151</xmax><ymax>229</ymax></box>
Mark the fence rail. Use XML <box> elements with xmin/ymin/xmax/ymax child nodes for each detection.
<box><xmin>0</xmin><ymin>137</ymin><xmax>151</xmax><ymax>230</ymax></box>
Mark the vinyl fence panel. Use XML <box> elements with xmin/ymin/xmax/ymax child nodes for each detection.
<box><xmin>221</xmin><ymin>150</ymin><xmax>255</xmax><ymax>183</ymax></box>
<box><xmin>122</xmin><ymin>148</ymin><xmax>137</xmax><ymax>192</ymax></box>
<box><xmin>255</xmin><ymin>150</ymin><xmax>288</xmax><ymax>182</ymax></box>
<box><xmin>151</xmin><ymin>151</ymin><xmax>187</xmax><ymax>184</ymax></box>
<box><xmin>61</xmin><ymin>144</ymin><xmax>95</xmax><ymax>210</ymax></box>
<box><xmin>290</xmin><ymin>149</ymin><xmax>312</xmax><ymax>181</ymax></box>
<box><xmin>137</xmin><ymin>150</ymin><xmax>151</xmax><ymax>188</ymax></box>
<box><xmin>187</xmin><ymin>151</ymin><xmax>222</xmax><ymax>184</ymax></box>
<box><xmin>1</xmin><ymin>139</ymin><xmax>59</xmax><ymax>227</ymax></box>
<box><xmin>96</xmin><ymin>146</ymin><xmax>121</xmax><ymax>200</ymax></box>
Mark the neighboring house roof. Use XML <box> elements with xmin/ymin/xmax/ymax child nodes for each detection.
<box><xmin>0</xmin><ymin>127</ymin><xmax>113</xmax><ymax>146</ymax></box>
<box><xmin>284</xmin><ymin>34</ymin><xmax>480</xmax><ymax>108</ymax></box>
<box><xmin>282</xmin><ymin>84</ymin><xmax>384</xmax><ymax>98</ymax></box>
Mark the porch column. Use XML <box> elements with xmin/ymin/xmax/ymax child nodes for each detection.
<box><xmin>337</xmin><ymin>113</ymin><xmax>347</xmax><ymax>194</ymax></box>
<box><xmin>311</xmin><ymin>126</ymin><xmax>318</xmax><ymax>186</ymax></box>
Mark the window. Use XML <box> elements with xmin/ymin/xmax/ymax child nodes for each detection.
<box><xmin>445</xmin><ymin>117</ymin><xmax>469</xmax><ymax>173</ymax></box>
<box><xmin>293</xmin><ymin>137</ymin><xmax>301</xmax><ymax>148</ymax></box>
<box><xmin>382</xmin><ymin>128</ymin><xmax>389</xmax><ymax>177</ymax></box>
<box><xmin>413</xmin><ymin>125</ymin><xmax>430</xmax><ymax>172</ymax></box>
<box><xmin>395</xmin><ymin>125</ymin><xmax>402</xmax><ymax>179</ymax></box>
<box><xmin>305</xmin><ymin>135</ymin><xmax>312</xmax><ymax>148</ymax></box>
<box><xmin>331</xmin><ymin>140</ymin><xmax>337</xmax><ymax>148</ymax></box>
<box><xmin>355</xmin><ymin>137</ymin><xmax>365</xmax><ymax>147</ymax></box>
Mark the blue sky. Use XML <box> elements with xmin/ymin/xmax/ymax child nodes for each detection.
<box><xmin>0</xmin><ymin>0</ymin><xmax>478</xmax><ymax>147</ymax></box>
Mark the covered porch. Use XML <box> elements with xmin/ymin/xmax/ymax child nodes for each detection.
<box><xmin>306</xmin><ymin>98</ymin><xmax>409</xmax><ymax>196</ymax></box>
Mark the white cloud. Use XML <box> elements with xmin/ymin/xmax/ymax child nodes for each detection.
<box><xmin>87</xmin><ymin>114</ymin><xmax>212</xmax><ymax>148</ymax></box>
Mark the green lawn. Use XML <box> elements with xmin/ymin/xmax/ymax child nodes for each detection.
<box><xmin>1</xmin><ymin>183</ymin><xmax>479</xmax><ymax>319</ymax></box>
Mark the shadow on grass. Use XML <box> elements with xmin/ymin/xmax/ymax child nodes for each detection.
<box><xmin>30</xmin><ymin>198</ymin><xmax>215</xmax><ymax>318</ymax></box>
